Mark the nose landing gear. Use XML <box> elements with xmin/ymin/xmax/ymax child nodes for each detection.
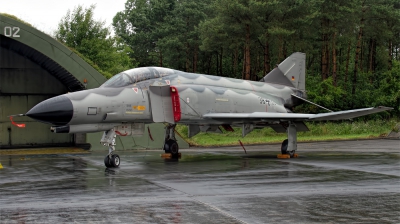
<box><xmin>104</xmin><ymin>154</ymin><xmax>120</xmax><ymax>168</ymax></box>
<box><xmin>101</xmin><ymin>129</ymin><xmax>120</xmax><ymax>168</ymax></box>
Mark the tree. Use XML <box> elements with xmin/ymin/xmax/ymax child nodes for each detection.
<box><xmin>157</xmin><ymin>0</ymin><xmax>211</xmax><ymax>72</ymax></box>
<box><xmin>113</xmin><ymin>0</ymin><xmax>211</xmax><ymax>72</ymax></box>
<box><xmin>199</xmin><ymin>0</ymin><xmax>257</xmax><ymax>80</ymax></box>
<box><xmin>113</xmin><ymin>0</ymin><xmax>176</xmax><ymax>67</ymax></box>
<box><xmin>55</xmin><ymin>4</ymin><xmax>136</xmax><ymax>77</ymax></box>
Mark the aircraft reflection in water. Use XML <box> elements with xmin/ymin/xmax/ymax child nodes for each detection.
<box><xmin>18</xmin><ymin>53</ymin><xmax>392</xmax><ymax>168</ymax></box>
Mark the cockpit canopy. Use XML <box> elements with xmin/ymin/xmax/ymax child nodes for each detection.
<box><xmin>101</xmin><ymin>67</ymin><xmax>175</xmax><ymax>88</ymax></box>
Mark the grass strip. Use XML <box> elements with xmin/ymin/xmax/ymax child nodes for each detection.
<box><xmin>176</xmin><ymin>119</ymin><xmax>398</xmax><ymax>147</ymax></box>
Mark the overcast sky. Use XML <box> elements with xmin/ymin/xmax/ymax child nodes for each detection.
<box><xmin>1</xmin><ymin>0</ymin><xmax>127</xmax><ymax>35</ymax></box>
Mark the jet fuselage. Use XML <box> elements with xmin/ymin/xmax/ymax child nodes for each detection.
<box><xmin>26</xmin><ymin>67</ymin><xmax>305</xmax><ymax>132</ymax></box>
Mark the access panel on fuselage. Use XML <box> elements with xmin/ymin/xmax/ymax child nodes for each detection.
<box><xmin>148</xmin><ymin>85</ymin><xmax>174</xmax><ymax>123</ymax></box>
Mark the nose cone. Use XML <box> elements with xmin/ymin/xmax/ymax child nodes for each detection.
<box><xmin>26</xmin><ymin>95</ymin><xmax>73</xmax><ymax>125</ymax></box>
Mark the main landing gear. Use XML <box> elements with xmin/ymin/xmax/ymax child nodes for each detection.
<box><xmin>163</xmin><ymin>124</ymin><xmax>179</xmax><ymax>157</ymax></box>
<box><xmin>279</xmin><ymin>122</ymin><xmax>297</xmax><ymax>158</ymax></box>
<box><xmin>101</xmin><ymin>129</ymin><xmax>120</xmax><ymax>168</ymax></box>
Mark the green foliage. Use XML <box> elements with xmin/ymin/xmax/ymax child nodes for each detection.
<box><xmin>68</xmin><ymin>48</ymin><xmax>112</xmax><ymax>78</ymax></box>
<box><xmin>113</xmin><ymin>0</ymin><xmax>174</xmax><ymax>67</ymax></box>
<box><xmin>0</xmin><ymin>13</ymin><xmax>34</xmax><ymax>27</ymax></box>
<box><xmin>158</xmin><ymin>0</ymin><xmax>211</xmax><ymax>70</ymax></box>
<box><xmin>370</xmin><ymin>60</ymin><xmax>400</xmax><ymax>115</ymax></box>
<box><xmin>298</xmin><ymin>76</ymin><xmax>347</xmax><ymax>113</ymax></box>
<box><xmin>113</xmin><ymin>0</ymin><xmax>211</xmax><ymax>71</ymax></box>
<box><xmin>55</xmin><ymin>5</ymin><xmax>137</xmax><ymax>77</ymax></box>
<box><xmin>298</xmin><ymin>64</ymin><xmax>399</xmax><ymax>118</ymax></box>
<box><xmin>176</xmin><ymin>119</ymin><xmax>398</xmax><ymax>147</ymax></box>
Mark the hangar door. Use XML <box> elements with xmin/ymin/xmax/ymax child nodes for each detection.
<box><xmin>0</xmin><ymin>36</ymin><xmax>73</xmax><ymax>148</ymax></box>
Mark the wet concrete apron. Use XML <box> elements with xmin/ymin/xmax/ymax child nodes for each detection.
<box><xmin>0</xmin><ymin>139</ymin><xmax>399</xmax><ymax>223</ymax></box>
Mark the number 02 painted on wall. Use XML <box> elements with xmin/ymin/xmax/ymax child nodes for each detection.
<box><xmin>4</xmin><ymin>26</ymin><xmax>20</xmax><ymax>37</ymax></box>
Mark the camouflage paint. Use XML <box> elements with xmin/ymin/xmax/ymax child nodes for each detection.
<box><xmin>61</xmin><ymin>65</ymin><xmax>303</xmax><ymax>129</ymax></box>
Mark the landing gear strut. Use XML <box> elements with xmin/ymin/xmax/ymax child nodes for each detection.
<box><xmin>163</xmin><ymin>124</ymin><xmax>179</xmax><ymax>157</ymax></box>
<box><xmin>280</xmin><ymin>122</ymin><xmax>297</xmax><ymax>158</ymax></box>
<box><xmin>101</xmin><ymin>129</ymin><xmax>120</xmax><ymax>168</ymax></box>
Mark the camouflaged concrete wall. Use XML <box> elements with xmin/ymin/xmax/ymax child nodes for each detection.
<box><xmin>0</xmin><ymin>44</ymin><xmax>73</xmax><ymax>148</ymax></box>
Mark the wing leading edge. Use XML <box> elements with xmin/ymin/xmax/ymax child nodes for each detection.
<box><xmin>203</xmin><ymin>107</ymin><xmax>392</xmax><ymax>121</ymax></box>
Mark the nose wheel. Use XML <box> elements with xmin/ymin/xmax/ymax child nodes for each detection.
<box><xmin>104</xmin><ymin>154</ymin><xmax>120</xmax><ymax>168</ymax></box>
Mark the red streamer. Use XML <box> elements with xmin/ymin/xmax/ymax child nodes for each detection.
<box><xmin>10</xmin><ymin>116</ymin><xmax>26</xmax><ymax>128</ymax></box>
<box><xmin>147</xmin><ymin>127</ymin><xmax>154</xmax><ymax>141</ymax></box>
<box><xmin>115</xmin><ymin>130</ymin><xmax>128</xmax><ymax>136</ymax></box>
<box><xmin>238</xmin><ymin>140</ymin><xmax>247</xmax><ymax>154</ymax></box>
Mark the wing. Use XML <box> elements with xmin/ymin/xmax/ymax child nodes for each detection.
<box><xmin>203</xmin><ymin>107</ymin><xmax>392</xmax><ymax>122</ymax></box>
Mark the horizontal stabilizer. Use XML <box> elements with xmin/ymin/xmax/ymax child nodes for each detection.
<box><xmin>203</xmin><ymin>107</ymin><xmax>392</xmax><ymax>121</ymax></box>
<box><xmin>309</xmin><ymin>107</ymin><xmax>392</xmax><ymax>121</ymax></box>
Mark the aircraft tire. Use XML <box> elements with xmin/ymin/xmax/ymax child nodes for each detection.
<box><xmin>169</xmin><ymin>141</ymin><xmax>179</xmax><ymax>156</ymax></box>
<box><xmin>288</xmin><ymin>150</ymin><xmax>295</xmax><ymax>158</ymax></box>
<box><xmin>110</xmin><ymin>154</ymin><xmax>120</xmax><ymax>168</ymax></box>
<box><xmin>104</xmin><ymin>156</ymin><xmax>112</xmax><ymax>168</ymax></box>
<box><xmin>281</xmin><ymin>139</ymin><xmax>288</xmax><ymax>154</ymax></box>
<box><xmin>163</xmin><ymin>143</ymin><xmax>171</xmax><ymax>153</ymax></box>
<box><xmin>164</xmin><ymin>139</ymin><xmax>179</xmax><ymax>156</ymax></box>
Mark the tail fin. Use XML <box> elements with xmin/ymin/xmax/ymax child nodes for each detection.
<box><xmin>260</xmin><ymin>52</ymin><xmax>306</xmax><ymax>91</ymax></box>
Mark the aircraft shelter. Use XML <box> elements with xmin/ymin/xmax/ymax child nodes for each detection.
<box><xmin>0</xmin><ymin>15</ymin><xmax>188</xmax><ymax>150</ymax></box>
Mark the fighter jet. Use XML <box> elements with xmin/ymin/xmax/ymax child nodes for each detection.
<box><xmin>15</xmin><ymin>52</ymin><xmax>392</xmax><ymax>168</ymax></box>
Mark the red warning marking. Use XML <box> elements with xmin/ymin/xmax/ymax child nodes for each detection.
<box><xmin>132</xmin><ymin>88</ymin><xmax>138</xmax><ymax>93</ymax></box>
<box><xmin>10</xmin><ymin>116</ymin><xmax>25</xmax><ymax>128</ymax></box>
<box><xmin>115</xmin><ymin>131</ymin><xmax>128</xmax><ymax>136</ymax></box>
<box><xmin>165</xmin><ymin>80</ymin><xmax>170</xmax><ymax>85</ymax></box>
<box><xmin>170</xmin><ymin>86</ymin><xmax>181</xmax><ymax>122</ymax></box>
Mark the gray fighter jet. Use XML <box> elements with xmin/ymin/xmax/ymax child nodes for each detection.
<box><xmin>18</xmin><ymin>52</ymin><xmax>392</xmax><ymax>167</ymax></box>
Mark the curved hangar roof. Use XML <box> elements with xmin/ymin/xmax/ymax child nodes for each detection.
<box><xmin>0</xmin><ymin>15</ymin><xmax>107</xmax><ymax>91</ymax></box>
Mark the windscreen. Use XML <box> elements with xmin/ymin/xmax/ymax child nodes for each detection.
<box><xmin>101</xmin><ymin>73</ymin><xmax>133</xmax><ymax>88</ymax></box>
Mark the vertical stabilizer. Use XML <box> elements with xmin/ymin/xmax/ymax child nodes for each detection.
<box><xmin>261</xmin><ymin>52</ymin><xmax>306</xmax><ymax>91</ymax></box>
<box><xmin>278</xmin><ymin>52</ymin><xmax>306</xmax><ymax>91</ymax></box>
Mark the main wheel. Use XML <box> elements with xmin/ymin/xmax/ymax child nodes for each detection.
<box><xmin>281</xmin><ymin>139</ymin><xmax>295</xmax><ymax>158</ymax></box>
<box><xmin>104</xmin><ymin>155</ymin><xmax>112</xmax><ymax>168</ymax></box>
<box><xmin>164</xmin><ymin>139</ymin><xmax>179</xmax><ymax>156</ymax></box>
<box><xmin>110</xmin><ymin>154</ymin><xmax>120</xmax><ymax>168</ymax></box>
<box><xmin>281</xmin><ymin>139</ymin><xmax>288</xmax><ymax>154</ymax></box>
<box><xmin>169</xmin><ymin>141</ymin><xmax>179</xmax><ymax>156</ymax></box>
<box><xmin>288</xmin><ymin>150</ymin><xmax>295</xmax><ymax>157</ymax></box>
